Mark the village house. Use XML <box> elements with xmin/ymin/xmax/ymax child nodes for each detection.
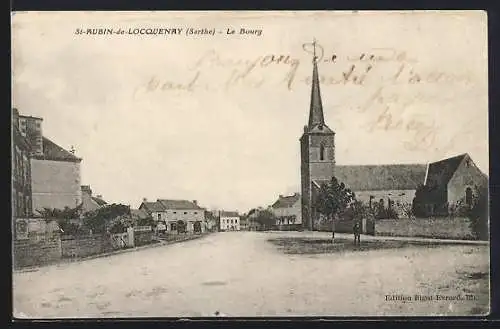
<box><xmin>81</xmin><ymin>185</ymin><xmax>107</xmax><ymax>213</ymax></box>
<box><xmin>15</xmin><ymin>111</ymin><xmax>83</xmax><ymax>215</ymax></box>
<box><xmin>219</xmin><ymin>211</ymin><xmax>240</xmax><ymax>231</ymax></box>
<box><xmin>139</xmin><ymin>199</ymin><xmax>206</xmax><ymax>233</ymax></box>
<box><xmin>270</xmin><ymin>193</ymin><xmax>302</xmax><ymax>228</ymax></box>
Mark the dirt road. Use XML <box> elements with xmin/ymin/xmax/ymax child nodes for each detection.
<box><xmin>13</xmin><ymin>231</ymin><xmax>489</xmax><ymax>318</ymax></box>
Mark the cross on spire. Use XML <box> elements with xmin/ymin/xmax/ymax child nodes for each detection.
<box><xmin>312</xmin><ymin>38</ymin><xmax>318</xmax><ymax>62</ymax></box>
<box><xmin>308</xmin><ymin>38</ymin><xmax>325</xmax><ymax>128</ymax></box>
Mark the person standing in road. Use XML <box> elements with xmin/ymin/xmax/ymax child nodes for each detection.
<box><xmin>353</xmin><ymin>221</ymin><xmax>361</xmax><ymax>246</ymax></box>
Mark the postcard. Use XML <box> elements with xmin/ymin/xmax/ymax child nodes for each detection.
<box><xmin>11</xmin><ymin>11</ymin><xmax>489</xmax><ymax>318</ymax></box>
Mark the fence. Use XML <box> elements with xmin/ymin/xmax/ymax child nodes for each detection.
<box><xmin>132</xmin><ymin>226</ymin><xmax>154</xmax><ymax>246</ymax></box>
<box><xmin>111</xmin><ymin>232</ymin><xmax>129</xmax><ymax>249</ymax></box>
<box><xmin>374</xmin><ymin>217</ymin><xmax>476</xmax><ymax>240</ymax></box>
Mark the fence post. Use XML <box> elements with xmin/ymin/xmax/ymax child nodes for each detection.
<box><xmin>362</xmin><ymin>218</ymin><xmax>367</xmax><ymax>234</ymax></box>
<box><xmin>127</xmin><ymin>227</ymin><xmax>135</xmax><ymax>247</ymax></box>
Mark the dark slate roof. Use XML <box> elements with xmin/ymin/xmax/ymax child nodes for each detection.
<box><xmin>140</xmin><ymin>201</ymin><xmax>166</xmax><ymax>212</ymax></box>
<box><xmin>333</xmin><ymin>164</ymin><xmax>428</xmax><ymax>191</ymax></box>
<box><xmin>33</xmin><ymin>137</ymin><xmax>82</xmax><ymax>162</ymax></box>
<box><xmin>425</xmin><ymin>153</ymin><xmax>468</xmax><ymax>187</ymax></box>
<box><xmin>158</xmin><ymin>199</ymin><xmax>203</xmax><ymax>210</ymax></box>
<box><xmin>220</xmin><ymin>211</ymin><xmax>239</xmax><ymax>217</ymax></box>
<box><xmin>271</xmin><ymin>193</ymin><xmax>301</xmax><ymax>209</ymax></box>
<box><xmin>130</xmin><ymin>209</ymin><xmax>149</xmax><ymax>219</ymax></box>
<box><xmin>91</xmin><ymin>196</ymin><xmax>107</xmax><ymax>206</ymax></box>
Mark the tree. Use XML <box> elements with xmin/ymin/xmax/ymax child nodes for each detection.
<box><xmin>82</xmin><ymin>204</ymin><xmax>131</xmax><ymax>234</ymax></box>
<box><xmin>315</xmin><ymin>176</ymin><xmax>355</xmax><ymax>243</ymax></box>
<box><xmin>38</xmin><ymin>204</ymin><xmax>84</xmax><ymax>234</ymax></box>
<box><xmin>396</xmin><ymin>202</ymin><xmax>415</xmax><ymax>219</ymax></box>
<box><xmin>255</xmin><ymin>209</ymin><xmax>276</xmax><ymax>231</ymax></box>
<box><xmin>137</xmin><ymin>216</ymin><xmax>155</xmax><ymax>228</ymax></box>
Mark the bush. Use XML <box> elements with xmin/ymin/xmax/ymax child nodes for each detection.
<box><xmin>109</xmin><ymin>221</ymin><xmax>127</xmax><ymax>234</ymax></box>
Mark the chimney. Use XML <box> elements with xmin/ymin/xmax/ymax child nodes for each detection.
<box><xmin>81</xmin><ymin>185</ymin><xmax>92</xmax><ymax>195</ymax></box>
<box><xmin>143</xmin><ymin>197</ymin><xmax>148</xmax><ymax>202</ymax></box>
<box><xmin>96</xmin><ymin>195</ymin><xmax>103</xmax><ymax>199</ymax></box>
<box><xmin>303</xmin><ymin>125</ymin><xmax>308</xmax><ymax>133</ymax></box>
<box><xmin>279</xmin><ymin>194</ymin><xmax>283</xmax><ymax>198</ymax></box>
<box><xmin>192</xmin><ymin>200</ymin><xmax>198</xmax><ymax>205</ymax></box>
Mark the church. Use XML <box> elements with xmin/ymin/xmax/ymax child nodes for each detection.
<box><xmin>300</xmin><ymin>43</ymin><xmax>488</xmax><ymax>231</ymax></box>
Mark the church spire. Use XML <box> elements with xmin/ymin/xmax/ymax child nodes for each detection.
<box><xmin>308</xmin><ymin>39</ymin><xmax>325</xmax><ymax>128</ymax></box>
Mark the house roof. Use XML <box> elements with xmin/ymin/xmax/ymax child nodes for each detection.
<box><xmin>424</xmin><ymin>153</ymin><xmax>468</xmax><ymax>187</ymax></box>
<box><xmin>91</xmin><ymin>196</ymin><xmax>107</xmax><ymax>206</ymax></box>
<box><xmin>332</xmin><ymin>164</ymin><xmax>428</xmax><ymax>191</ymax></box>
<box><xmin>130</xmin><ymin>208</ymin><xmax>149</xmax><ymax>219</ymax></box>
<box><xmin>157</xmin><ymin>199</ymin><xmax>204</xmax><ymax>210</ymax></box>
<box><xmin>220</xmin><ymin>211</ymin><xmax>239</xmax><ymax>217</ymax></box>
<box><xmin>140</xmin><ymin>201</ymin><xmax>166</xmax><ymax>212</ymax></box>
<box><xmin>271</xmin><ymin>193</ymin><xmax>300</xmax><ymax>209</ymax></box>
<box><xmin>32</xmin><ymin>137</ymin><xmax>82</xmax><ymax>163</ymax></box>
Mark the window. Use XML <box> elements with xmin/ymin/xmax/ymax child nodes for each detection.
<box><xmin>465</xmin><ymin>187</ymin><xmax>473</xmax><ymax>206</ymax></box>
<box><xmin>230</xmin><ymin>219</ymin><xmax>233</xmax><ymax>224</ymax></box>
<box><xmin>158</xmin><ymin>214</ymin><xmax>161</xmax><ymax>220</ymax></box>
<box><xmin>173</xmin><ymin>211</ymin><xmax>177</xmax><ymax>214</ymax></box>
<box><xmin>320</xmin><ymin>144</ymin><xmax>325</xmax><ymax>161</ymax></box>
<box><xmin>184</xmin><ymin>212</ymin><xmax>187</xmax><ymax>214</ymax></box>
<box><xmin>194</xmin><ymin>212</ymin><xmax>197</xmax><ymax>214</ymax></box>
<box><xmin>235</xmin><ymin>219</ymin><xmax>238</xmax><ymax>224</ymax></box>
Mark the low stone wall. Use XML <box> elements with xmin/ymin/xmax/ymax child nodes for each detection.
<box><xmin>317</xmin><ymin>219</ymin><xmax>375</xmax><ymax>235</ymax></box>
<box><xmin>374</xmin><ymin>217</ymin><xmax>476</xmax><ymax>240</ymax></box>
<box><xmin>13</xmin><ymin>235</ymin><xmax>62</xmax><ymax>268</ymax></box>
<box><xmin>61</xmin><ymin>234</ymin><xmax>110</xmax><ymax>258</ymax></box>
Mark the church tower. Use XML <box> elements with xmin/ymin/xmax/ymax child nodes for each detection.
<box><xmin>300</xmin><ymin>40</ymin><xmax>336</xmax><ymax>231</ymax></box>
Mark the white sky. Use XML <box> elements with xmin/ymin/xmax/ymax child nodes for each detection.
<box><xmin>12</xmin><ymin>11</ymin><xmax>488</xmax><ymax>213</ymax></box>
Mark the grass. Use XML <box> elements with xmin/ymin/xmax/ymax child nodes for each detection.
<box><xmin>267</xmin><ymin>237</ymin><xmax>463</xmax><ymax>254</ymax></box>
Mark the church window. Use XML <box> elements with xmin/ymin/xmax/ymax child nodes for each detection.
<box><xmin>465</xmin><ymin>187</ymin><xmax>473</xmax><ymax>206</ymax></box>
<box><xmin>320</xmin><ymin>144</ymin><xmax>325</xmax><ymax>161</ymax></box>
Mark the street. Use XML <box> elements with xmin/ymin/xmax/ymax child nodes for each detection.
<box><xmin>13</xmin><ymin>231</ymin><xmax>489</xmax><ymax>318</ymax></box>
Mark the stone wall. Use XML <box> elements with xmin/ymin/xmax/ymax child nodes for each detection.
<box><xmin>317</xmin><ymin>219</ymin><xmax>375</xmax><ymax>235</ymax></box>
<box><xmin>374</xmin><ymin>217</ymin><xmax>476</xmax><ymax>240</ymax></box>
<box><xmin>61</xmin><ymin>234</ymin><xmax>110</xmax><ymax>258</ymax></box>
<box><xmin>13</xmin><ymin>235</ymin><xmax>62</xmax><ymax>268</ymax></box>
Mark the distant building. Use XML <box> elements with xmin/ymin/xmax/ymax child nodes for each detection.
<box><xmin>12</xmin><ymin>108</ymin><xmax>33</xmax><ymax>218</ymax></box>
<box><xmin>81</xmin><ymin>185</ymin><xmax>107</xmax><ymax>213</ymax></box>
<box><xmin>219</xmin><ymin>211</ymin><xmax>240</xmax><ymax>231</ymax></box>
<box><xmin>139</xmin><ymin>199</ymin><xmax>205</xmax><ymax>233</ymax></box>
<box><xmin>270</xmin><ymin>193</ymin><xmax>302</xmax><ymax>228</ymax></box>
